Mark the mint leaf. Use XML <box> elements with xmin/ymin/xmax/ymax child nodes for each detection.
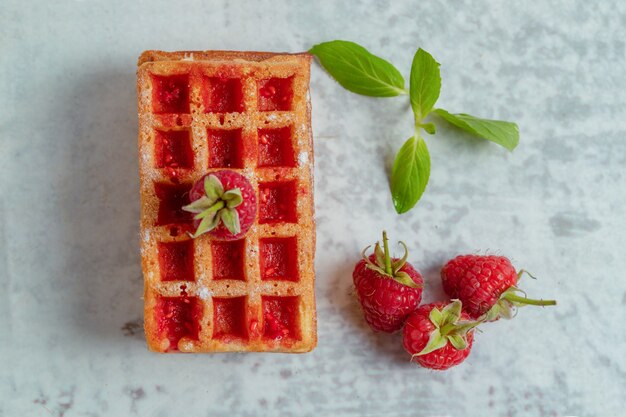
<box><xmin>391</xmin><ymin>136</ymin><xmax>431</xmax><ymax>214</ymax></box>
<box><xmin>309</xmin><ymin>40</ymin><xmax>406</xmax><ymax>97</ymax></box>
<box><xmin>421</xmin><ymin>122</ymin><xmax>436</xmax><ymax>135</ymax></box>
<box><xmin>410</xmin><ymin>49</ymin><xmax>441</xmax><ymax>121</ymax></box>
<box><xmin>434</xmin><ymin>109</ymin><xmax>519</xmax><ymax>151</ymax></box>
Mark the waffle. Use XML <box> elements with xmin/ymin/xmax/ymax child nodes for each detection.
<box><xmin>137</xmin><ymin>50</ymin><xmax>316</xmax><ymax>353</ymax></box>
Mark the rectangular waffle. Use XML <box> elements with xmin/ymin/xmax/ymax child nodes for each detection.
<box><xmin>137</xmin><ymin>50</ymin><xmax>316</xmax><ymax>353</ymax></box>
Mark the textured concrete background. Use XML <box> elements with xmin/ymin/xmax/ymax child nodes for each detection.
<box><xmin>1</xmin><ymin>1</ymin><xmax>625</xmax><ymax>416</ymax></box>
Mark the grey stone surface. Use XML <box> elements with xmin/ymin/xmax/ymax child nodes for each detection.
<box><xmin>1</xmin><ymin>0</ymin><xmax>625</xmax><ymax>416</ymax></box>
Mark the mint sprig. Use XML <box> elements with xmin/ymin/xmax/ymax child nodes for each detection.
<box><xmin>390</xmin><ymin>48</ymin><xmax>439</xmax><ymax>213</ymax></box>
<box><xmin>310</xmin><ymin>41</ymin><xmax>519</xmax><ymax>213</ymax></box>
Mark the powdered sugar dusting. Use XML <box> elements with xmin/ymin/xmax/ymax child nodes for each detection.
<box><xmin>197</xmin><ymin>286</ymin><xmax>211</xmax><ymax>300</ymax></box>
<box><xmin>179</xmin><ymin>340</ymin><xmax>194</xmax><ymax>351</ymax></box>
<box><xmin>298</xmin><ymin>151</ymin><xmax>309</xmax><ymax>166</ymax></box>
<box><xmin>142</xmin><ymin>229</ymin><xmax>150</xmax><ymax>243</ymax></box>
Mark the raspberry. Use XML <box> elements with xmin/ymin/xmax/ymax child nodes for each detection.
<box><xmin>185</xmin><ymin>170</ymin><xmax>256</xmax><ymax>240</ymax></box>
<box><xmin>441</xmin><ymin>255</ymin><xmax>556</xmax><ymax>320</ymax></box>
<box><xmin>402</xmin><ymin>301</ymin><xmax>476</xmax><ymax>370</ymax></box>
<box><xmin>352</xmin><ymin>232</ymin><xmax>423</xmax><ymax>333</ymax></box>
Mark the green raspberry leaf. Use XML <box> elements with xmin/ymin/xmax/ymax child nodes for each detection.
<box><xmin>447</xmin><ymin>334</ymin><xmax>468</xmax><ymax>351</ymax></box>
<box><xmin>390</xmin><ymin>136</ymin><xmax>431</xmax><ymax>214</ymax></box>
<box><xmin>374</xmin><ymin>242</ymin><xmax>386</xmax><ymax>268</ymax></box>
<box><xmin>182</xmin><ymin>196</ymin><xmax>213</xmax><ymax>214</ymax></box>
<box><xmin>222</xmin><ymin>188</ymin><xmax>243</xmax><ymax>208</ymax></box>
<box><xmin>391</xmin><ymin>241</ymin><xmax>409</xmax><ymax>274</ymax></box>
<box><xmin>429</xmin><ymin>306</ymin><xmax>444</xmax><ymax>326</ymax></box>
<box><xmin>455</xmin><ymin>320</ymin><xmax>482</xmax><ymax>335</ymax></box>
<box><xmin>220</xmin><ymin>208</ymin><xmax>241</xmax><ymax>235</ymax></box>
<box><xmin>409</xmin><ymin>48</ymin><xmax>441</xmax><ymax>121</ymax></box>
<box><xmin>415</xmin><ymin>329</ymin><xmax>448</xmax><ymax>356</ymax></box>
<box><xmin>434</xmin><ymin>109</ymin><xmax>519</xmax><ymax>151</ymax></box>
<box><xmin>441</xmin><ymin>299</ymin><xmax>463</xmax><ymax>324</ymax></box>
<box><xmin>309</xmin><ymin>40</ymin><xmax>407</xmax><ymax>97</ymax></box>
<box><xmin>482</xmin><ymin>304</ymin><xmax>502</xmax><ymax>322</ymax></box>
<box><xmin>193</xmin><ymin>201</ymin><xmax>225</xmax><ymax>220</ymax></box>
<box><xmin>192</xmin><ymin>212</ymin><xmax>220</xmax><ymax>238</ymax></box>
<box><xmin>393</xmin><ymin>271</ymin><xmax>420</xmax><ymax>288</ymax></box>
<box><xmin>204</xmin><ymin>175</ymin><xmax>224</xmax><ymax>201</ymax></box>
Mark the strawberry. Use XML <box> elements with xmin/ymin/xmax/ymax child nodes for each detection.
<box><xmin>402</xmin><ymin>300</ymin><xmax>479</xmax><ymax>370</ymax></box>
<box><xmin>352</xmin><ymin>231</ymin><xmax>423</xmax><ymax>333</ymax></box>
<box><xmin>183</xmin><ymin>170</ymin><xmax>256</xmax><ymax>240</ymax></box>
<box><xmin>441</xmin><ymin>255</ymin><xmax>556</xmax><ymax>321</ymax></box>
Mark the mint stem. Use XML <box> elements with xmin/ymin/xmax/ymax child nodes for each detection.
<box><xmin>414</xmin><ymin>117</ymin><xmax>421</xmax><ymax>136</ymax></box>
<box><xmin>382</xmin><ymin>231</ymin><xmax>392</xmax><ymax>275</ymax></box>
<box><xmin>504</xmin><ymin>293</ymin><xmax>557</xmax><ymax>307</ymax></box>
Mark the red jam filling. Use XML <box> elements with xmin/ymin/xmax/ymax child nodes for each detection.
<box><xmin>213</xmin><ymin>297</ymin><xmax>248</xmax><ymax>340</ymax></box>
<box><xmin>207</xmin><ymin>128</ymin><xmax>244</xmax><ymax>169</ymax></box>
<box><xmin>158</xmin><ymin>240</ymin><xmax>195</xmax><ymax>282</ymax></box>
<box><xmin>260</xmin><ymin>237</ymin><xmax>298</xmax><ymax>281</ymax></box>
<box><xmin>151</xmin><ymin>74</ymin><xmax>190</xmax><ymax>114</ymax></box>
<box><xmin>258</xmin><ymin>127</ymin><xmax>295</xmax><ymax>167</ymax></box>
<box><xmin>257</xmin><ymin>77</ymin><xmax>294</xmax><ymax>111</ymax></box>
<box><xmin>262</xmin><ymin>296</ymin><xmax>300</xmax><ymax>341</ymax></box>
<box><xmin>258</xmin><ymin>181</ymin><xmax>297</xmax><ymax>224</ymax></box>
<box><xmin>156</xmin><ymin>296</ymin><xmax>202</xmax><ymax>350</ymax></box>
<box><xmin>154</xmin><ymin>183</ymin><xmax>192</xmax><ymax>226</ymax></box>
<box><xmin>211</xmin><ymin>239</ymin><xmax>245</xmax><ymax>281</ymax></box>
<box><xmin>155</xmin><ymin>129</ymin><xmax>193</xmax><ymax>169</ymax></box>
<box><xmin>202</xmin><ymin>77</ymin><xmax>244</xmax><ymax>113</ymax></box>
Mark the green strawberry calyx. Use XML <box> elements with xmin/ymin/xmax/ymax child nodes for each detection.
<box><xmin>482</xmin><ymin>270</ymin><xmax>557</xmax><ymax>321</ymax></box>
<box><xmin>414</xmin><ymin>299</ymin><xmax>481</xmax><ymax>356</ymax></box>
<box><xmin>361</xmin><ymin>231</ymin><xmax>420</xmax><ymax>288</ymax></box>
<box><xmin>182</xmin><ymin>174</ymin><xmax>243</xmax><ymax>238</ymax></box>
